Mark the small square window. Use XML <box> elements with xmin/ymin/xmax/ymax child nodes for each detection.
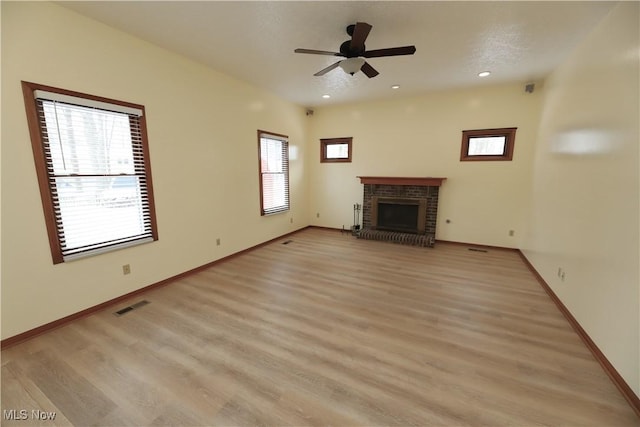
<box><xmin>321</xmin><ymin>137</ymin><xmax>352</xmax><ymax>163</ymax></box>
<box><xmin>460</xmin><ymin>128</ymin><xmax>517</xmax><ymax>161</ymax></box>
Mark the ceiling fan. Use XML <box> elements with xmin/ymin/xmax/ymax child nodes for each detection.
<box><xmin>294</xmin><ymin>22</ymin><xmax>416</xmax><ymax>78</ymax></box>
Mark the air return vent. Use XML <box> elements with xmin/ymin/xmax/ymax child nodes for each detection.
<box><xmin>114</xmin><ymin>300</ymin><xmax>149</xmax><ymax>316</ymax></box>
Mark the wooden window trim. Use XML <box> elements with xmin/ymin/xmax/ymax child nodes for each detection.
<box><xmin>258</xmin><ymin>130</ymin><xmax>290</xmax><ymax>216</ymax></box>
<box><xmin>320</xmin><ymin>137</ymin><xmax>352</xmax><ymax>163</ymax></box>
<box><xmin>460</xmin><ymin>127</ymin><xmax>517</xmax><ymax>161</ymax></box>
<box><xmin>21</xmin><ymin>81</ymin><xmax>158</xmax><ymax>264</ymax></box>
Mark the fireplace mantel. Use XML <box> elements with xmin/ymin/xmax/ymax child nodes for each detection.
<box><xmin>358</xmin><ymin>176</ymin><xmax>446</xmax><ymax>186</ymax></box>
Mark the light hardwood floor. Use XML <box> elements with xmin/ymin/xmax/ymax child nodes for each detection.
<box><xmin>2</xmin><ymin>228</ymin><xmax>638</xmax><ymax>426</ymax></box>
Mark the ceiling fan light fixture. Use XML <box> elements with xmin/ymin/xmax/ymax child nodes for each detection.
<box><xmin>340</xmin><ymin>57</ymin><xmax>365</xmax><ymax>75</ymax></box>
<box><xmin>295</xmin><ymin>22</ymin><xmax>415</xmax><ymax>79</ymax></box>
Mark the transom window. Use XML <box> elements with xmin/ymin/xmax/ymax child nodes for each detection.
<box><xmin>321</xmin><ymin>137</ymin><xmax>352</xmax><ymax>163</ymax></box>
<box><xmin>460</xmin><ymin>128</ymin><xmax>517</xmax><ymax>161</ymax></box>
<box><xmin>22</xmin><ymin>81</ymin><xmax>158</xmax><ymax>263</ymax></box>
<box><xmin>258</xmin><ymin>130</ymin><xmax>290</xmax><ymax>215</ymax></box>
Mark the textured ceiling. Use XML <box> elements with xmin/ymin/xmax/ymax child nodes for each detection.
<box><xmin>59</xmin><ymin>1</ymin><xmax>615</xmax><ymax>107</ymax></box>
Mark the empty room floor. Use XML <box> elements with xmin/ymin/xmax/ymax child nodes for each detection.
<box><xmin>2</xmin><ymin>228</ymin><xmax>637</xmax><ymax>426</ymax></box>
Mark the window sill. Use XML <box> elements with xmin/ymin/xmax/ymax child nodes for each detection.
<box><xmin>62</xmin><ymin>237</ymin><xmax>154</xmax><ymax>262</ymax></box>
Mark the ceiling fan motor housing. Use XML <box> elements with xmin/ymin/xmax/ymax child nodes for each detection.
<box><xmin>340</xmin><ymin>40</ymin><xmax>364</xmax><ymax>58</ymax></box>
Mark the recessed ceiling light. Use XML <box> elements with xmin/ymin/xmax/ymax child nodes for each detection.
<box><xmin>391</xmin><ymin>85</ymin><xmax>400</xmax><ymax>89</ymax></box>
<box><xmin>322</xmin><ymin>94</ymin><xmax>331</xmax><ymax>99</ymax></box>
<box><xmin>478</xmin><ymin>71</ymin><xmax>491</xmax><ymax>77</ymax></box>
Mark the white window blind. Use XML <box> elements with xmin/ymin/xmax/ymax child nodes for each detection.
<box><xmin>32</xmin><ymin>89</ymin><xmax>156</xmax><ymax>261</ymax></box>
<box><xmin>34</xmin><ymin>89</ymin><xmax>143</xmax><ymax>116</ymax></box>
<box><xmin>259</xmin><ymin>132</ymin><xmax>289</xmax><ymax>215</ymax></box>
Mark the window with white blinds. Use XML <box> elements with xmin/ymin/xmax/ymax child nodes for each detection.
<box><xmin>258</xmin><ymin>130</ymin><xmax>290</xmax><ymax>216</ymax></box>
<box><xmin>22</xmin><ymin>81</ymin><xmax>158</xmax><ymax>264</ymax></box>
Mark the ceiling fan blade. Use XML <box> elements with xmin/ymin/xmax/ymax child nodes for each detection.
<box><xmin>361</xmin><ymin>62</ymin><xmax>379</xmax><ymax>78</ymax></box>
<box><xmin>295</xmin><ymin>48</ymin><xmax>344</xmax><ymax>56</ymax></box>
<box><xmin>314</xmin><ymin>61</ymin><xmax>341</xmax><ymax>76</ymax></box>
<box><xmin>350</xmin><ymin>22</ymin><xmax>372</xmax><ymax>52</ymax></box>
<box><xmin>363</xmin><ymin>45</ymin><xmax>416</xmax><ymax>58</ymax></box>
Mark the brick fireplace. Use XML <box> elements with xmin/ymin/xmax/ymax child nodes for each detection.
<box><xmin>357</xmin><ymin>176</ymin><xmax>446</xmax><ymax>247</ymax></box>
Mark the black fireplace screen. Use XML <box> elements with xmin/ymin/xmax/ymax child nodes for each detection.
<box><xmin>377</xmin><ymin>202</ymin><xmax>419</xmax><ymax>233</ymax></box>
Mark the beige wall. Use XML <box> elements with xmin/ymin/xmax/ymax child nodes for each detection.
<box><xmin>1</xmin><ymin>2</ymin><xmax>309</xmax><ymax>339</ymax></box>
<box><xmin>307</xmin><ymin>83</ymin><xmax>542</xmax><ymax>248</ymax></box>
<box><xmin>3</xmin><ymin>1</ymin><xmax>638</xmax><ymax>401</ymax></box>
<box><xmin>522</xmin><ymin>3</ymin><xmax>639</xmax><ymax>396</ymax></box>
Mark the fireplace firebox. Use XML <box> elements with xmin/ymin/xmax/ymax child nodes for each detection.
<box><xmin>371</xmin><ymin>197</ymin><xmax>427</xmax><ymax>234</ymax></box>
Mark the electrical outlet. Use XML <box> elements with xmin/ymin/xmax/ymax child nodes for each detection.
<box><xmin>290</xmin><ymin>217</ymin><xmax>294</xmax><ymax>223</ymax></box>
<box><xmin>122</xmin><ymin>264</ymin><xmax>131</xmax><ymax>275</ymax></box>
<box><xmin>316</xmin><ymin>212</ymin><xmax>320</xmax><ymax>218</ymax></box>
<box><xmin>509</xmin><ymin>230</ymin><xmax>515</xmax><ymax>236</ymax></box>
<box><xmin>216</xmin><ymin>238</ymin><xmax>221</xmax><ymax>246</ymax></box>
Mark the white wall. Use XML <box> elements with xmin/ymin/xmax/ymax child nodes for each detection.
<box><xmin>1</xmin><ymin>2</ymin><xmax>309</xmax><ymax>339</ymax></box>
<box><xmin>307</xmin><ymin>83</ymin><xmax>542</xmax><ymax>248</ymax></box>
<box><xmin>522</xmin><ymin>3</ymin><xmax>639</xmax><ymax>396</ymax></box>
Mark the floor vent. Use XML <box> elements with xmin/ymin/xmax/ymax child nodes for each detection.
<box><xmin>114</xmin><ymin>300</ymin><xmax>150</xmax><ymax>316</ymax></box>
<box><xmin>282</xmin><ymin>240</ymin><xmax>293</xmax><ymax>245</ymax></box>
<box><xmin>468</xmin><ymin>248</ymin><xmax>488</xmax><ymax>253</ymax></box>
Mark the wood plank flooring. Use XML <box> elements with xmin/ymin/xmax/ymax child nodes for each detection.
<box><xmin>2</xmin><ymin>228</ymin><xmax>638</xmax><ymax>426</ymax></box>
